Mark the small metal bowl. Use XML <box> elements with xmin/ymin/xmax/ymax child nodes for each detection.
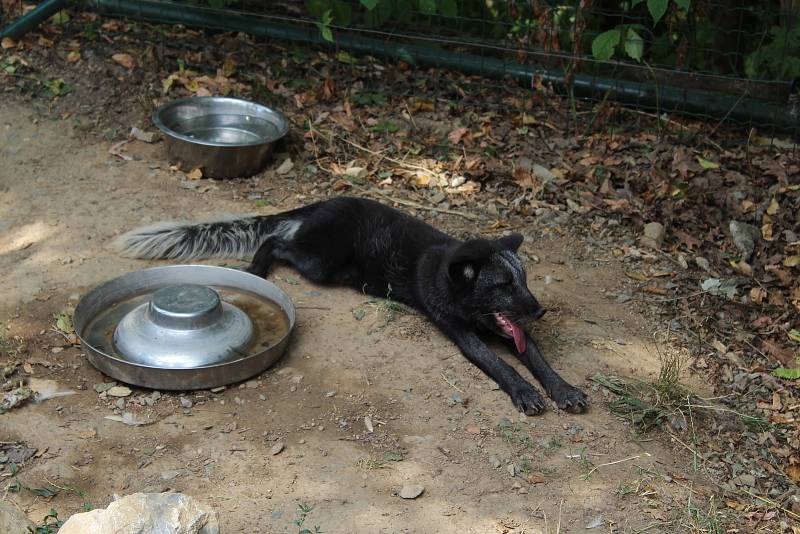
<box><xmin>152</xmin><ymin>96</ymin><xmax>289</xmax><ymax>179</ymax></box>
<box><xmin>74</xmin><ymin>265</ymin><xmax>296</xmax><ymax>390</ymax></box>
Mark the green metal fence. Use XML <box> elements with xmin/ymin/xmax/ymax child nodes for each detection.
<box><xmin>3</xmin><ymin>0</ymin><xmax>799</xmax><ymax>137</ymax></box>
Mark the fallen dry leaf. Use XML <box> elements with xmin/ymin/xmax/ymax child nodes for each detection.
<box><xmin>762</xmin><ymin>222</ymin><xmax>773</xmax><ymax>241</ymax></box>
<box><xmin>750</xmin><ymin>287</ymin><xmax>766</xmax><ymax>304</ymax></box>
<box><xmin>766</xmin><ymin>197</ymin><xmax>780</xmax><ymax>215</ymax></box>
<box><xmin>66</xmin><ymin>50</ymin><xmax>81</xmax><ymax>63</ymax></box>
<box><xmin>112</xmin><ymin>53</ymin><xmax>134</xmax><ymax>69</ymax></box>
<box><xmin>783</xmin><ymin>255</ymin><xmax>800</xmax><ymax>268</ymax></box>
<box><xmin>186</xmin><ymin>167</ymin><xmax>203</xmax><ymax>180</ymax></box>
<box><xmin>1</xmin><ymin>37</ymin><xmax>15</xmax><ymax>49</ymax></box>
<box><xmin>527</xmin><ymin>472</ymin><xmax>546</xmax><ymax>484</ymax></box>
<box><xmin>785</xmin><ymin>464</ymin><xmax>800</xmax><ymax>483</ymax></box>
<box><xmin>448</xmin><ymin>127</ymin><xmax>469</xmax><ymax>144</ymax></box>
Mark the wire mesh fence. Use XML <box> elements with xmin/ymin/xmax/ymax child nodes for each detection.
<box><xmin>70</xmin><ymin>0</ymin><xmax>800</xmax><ymax>140</ymax></box>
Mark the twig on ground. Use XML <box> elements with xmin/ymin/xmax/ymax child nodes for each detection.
<box><xmin>440</xmin><ymin>372</ymin><xmax>464</xmax><ymax>393</ymax></box>
<box><xmin>584</xmin><ymin>453</ymin><xmax>651</xmax><ymax>478</ymax></box>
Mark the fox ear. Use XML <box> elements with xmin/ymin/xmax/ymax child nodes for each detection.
<box><xmin>497</xmin><ymin>233</ymin><xmax>523</xmax><ymax>252</ymax></box>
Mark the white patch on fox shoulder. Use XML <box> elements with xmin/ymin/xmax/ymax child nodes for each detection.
<box><xmin>463</xmin><ymin>264</ymin><xmax>475</xmax><ymax>280</ymax></box>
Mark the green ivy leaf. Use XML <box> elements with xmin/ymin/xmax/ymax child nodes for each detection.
<box><xmin>320</xmin><ymin>25</ymin><xmax>333</xmax><ymax>42</ymax></box>
<box><xmin>360</xmin><ymin>0</ymin><xmax>379</xmax><ymax>9</ymax></box>
<box><xmin>592</xmin><ymin>29</ymin><xmax>621</xmax><ymax>61</ymax></box>
<box><xmin>624</xmin><ymin>28</ymin><xmax>645</xmax><ymax>61</ymax></box>
<box><xmin>673</xmin><ymin>0</ymin><xmax>691</xmax><ymax>10</ymax></box>
<box><xmin>696</xmin><ymin>156</ymin><xmax>719</xmax><ymax>169</ymax></box>
<box><xmin>772</xmin><ymin>367</ymin><xmax>800</xmax><ymax>380</ymax></box>
<box><xmin>631</xmin><ymin>0</ymin><xmax>645</xmax><ymax>6</ymax></box>
<box><xmin>647</xmin><ymin>0</ymin><xmax>668</xmax><ymax>24</ymax></box>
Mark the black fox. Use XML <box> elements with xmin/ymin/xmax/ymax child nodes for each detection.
<box><xmin>113</xmin><ymin>196</ymin><xmax>588</xmax><ymax>414</ymax></box>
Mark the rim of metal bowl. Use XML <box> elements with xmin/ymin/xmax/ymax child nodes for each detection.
<box><xmin>74</xmin><ymin>265</ymin><xmax>296</xmax><ymax>372</ymax></box>
<box><xmin>152</xmin><ymin>96</ymin><xmax>290</xmax><ymax>149</ymax></box>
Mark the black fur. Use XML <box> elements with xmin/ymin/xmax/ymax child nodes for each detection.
<box><xmin>117</xmin><ymin>196</ymin><xmax>588</xmax><ymax>414</ymax></box>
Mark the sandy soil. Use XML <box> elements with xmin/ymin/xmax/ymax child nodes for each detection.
<box><xmin>0</xmin><ymin>101</ymin><xmax>713</xmax><ymax>533</ymax></box>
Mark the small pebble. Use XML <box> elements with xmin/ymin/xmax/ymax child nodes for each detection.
<box><xmin>270</xmin><ymin>442</ymin><xmax>284</xmax><ymax>455</ymax></box>
<box><xmin>107</xmin><ymin>386</ymin><xmax>132</xmax><ymax>398</ymax></box>
<box><xmin>180</xmin><ymin>397</ymin><xmax>193</xmax><ymax>409</ymax></box>
<box><xmin>399</xmin><ymin>484</ymin><xmax>424</xmax><ymax>499</ymax></box>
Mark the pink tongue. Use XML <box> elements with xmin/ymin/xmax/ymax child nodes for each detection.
<box><xmin>509</xmin><ymin>321</ymin><xmax>526</xmax><ymax>354</ymax></box>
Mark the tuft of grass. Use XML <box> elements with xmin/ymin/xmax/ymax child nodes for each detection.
<box><xmin>356</xmin><ymin>451</ymin><xmax>403</xmax><ymax>470</ymax></box>
<box><xmin>352</xmin><ymin>298</ymin><xmax>411</xmax><ymax>333</ymax></box>
<box><xmin>591</xmin><ymin>345</ymin><xmax>693</xmax><ymax>433</ymax></box>
<box><xmin>682</xmin><ymin>496</ymin><xmax>725</xmax><ymax>534</ymax></box>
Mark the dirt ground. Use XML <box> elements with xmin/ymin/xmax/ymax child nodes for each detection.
<box><xmin>0</xmin><ymin>99</ymin><xmax>723</xmax><ymax>533</ymax></box>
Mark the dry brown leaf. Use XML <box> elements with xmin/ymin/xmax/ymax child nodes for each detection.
<box><xmin>1</xmin><ymin>37</ymin><xmax>15</xmax><ymax>49</ymax></box>
<box><xmin>731</xmin><ymin>260</ymin><xmax>752</xmax><ymax>276</ymax></box>
<box><xmin>766</xmin><ymin>197</ymin><xmax>780</xmax><ymax>215</ymax></box>
<box><xmin>112</xmin><ymin>53</ymin><xmax>134</xmax><ymax>69</ymax></box>
<box><xmin>762</xmin><ymin>222</ymin><xmax>773</xmax><ymax>241</ymax></box>
<box><xmin>750</xmin><ymin>287</ymin><xmax>766</xmax><ymax>304</ymax></box>
<box><xmin>643</xmin><ymin>285</ymin><xmax>668</xmax><ymax>295</ymax></box>
<box><xmin>447</xmin><ymin>127</ymin><xmax>469</xmax><ymax>144</ymax></box>
<box><xmin>512</xmin><ymin>168</ymin><xmax>540</xmax><ymax>192</ymax></box>
<box><xmin>785</xmin><ymin>464</ymin><xmax>800</xmax><ymax>483</ymax></box>
<box><xmin>527</xmin><ymin>473</ymin><xmax>546</xmax><ymax>484</ymax></box>
<box><xmin>762</xmin><ymin>339</ymin><xmax>795</xmax><ymax>366</ymax></box>
<box><xmin>784</xmin><ymin>255</ymin><xmax>800</xmax><ymax>268</ymax></box>
<box><xmin>66</xmin><ymin>50</ymin><xmax>81</xmax><ymax>63</ymax></box>
<box><xmin>221</xmin><ymin>56</ymin><xmax>236</xmax><ymax>78</ymax></box>
<box><xmin>186</xmin><ymin>168</ymin><xmax>203</xmax><ymax>180</ymax></box>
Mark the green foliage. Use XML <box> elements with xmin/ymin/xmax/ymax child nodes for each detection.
<box><xmin>293</xmin><ymin>504</ymin><xmax>322</xmax><ymax>534</ymax></box>
<box><xmin>745</xmin><ymin>25</ymin><xmax>800</xmax><ymax>80</ymax></box>
<box><xmin>590</xmin><ymin>0</ymin><xmax>690</xmax><ymax>62</ymax></box>
<box><xmin>772</xmin><ymin>366</ymin><xmax>800</xmax><ymax>379</ymax></box>
<box><xmin>35</xmin><ymin>509</ymin><xmax>63</xmax><ymax>534</ymax></box>
<box><xmin>290</xmin><ymin>0</ymin><xmax>793</xmax><ymax>80</ymax></box>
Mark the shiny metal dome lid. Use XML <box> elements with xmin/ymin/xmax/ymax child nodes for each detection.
<box><xmin>113</xmin><ymin>284</ymin><xmax>253</xmax><ymax>368</ymax></box>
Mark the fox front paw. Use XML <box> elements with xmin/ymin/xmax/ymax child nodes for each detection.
<box><xmin>509</xmin><ymin>384</ymin><xmax>546</xmax><ymax>415</ymax></box>
<box><xmin>549</xmin><ymin>385</ymin><xmax>589</xmax><ymax>413</ymax></box>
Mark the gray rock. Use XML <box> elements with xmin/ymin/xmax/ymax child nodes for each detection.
<box><xmin>180</xmin><ymin>397</ymin><xmax>193</xmax><ymax>409</ymax></box>
<box><xmin>59</xmin><ymin>492</ymin><xmax>219</xmax><ymax>534</ymax></box>
<box><xmin>489</xmin><ymin>456</ymin><xmax>501</xmax><ymax>469</ymax></box>
<box><xmin>640</xmin><ymin>222</ymin><xmax>665</xmax><ymax>249</ymax></box>
<box><xmin>729</xmin><ymin>221</ymin><xmax>760</xmax><ymax>260</ymax></box>
<box><xmin>507</xmin><ymin>463</ymin><xmax>518</xmax><ymax>477</ymax></box>
<box><xmin>399</xmin><ymin>484</ymin><xmax>425</xmax><ymax>499</ymax></box>
<box><xmin>160</xmin><ymin>470</ymin><xmax>181</xmax><ymax>481</ymax></box>
<box><xmin>0</xmin><ymin>500</ymin><xmax>36</xmax><ymax>534</ymax></box>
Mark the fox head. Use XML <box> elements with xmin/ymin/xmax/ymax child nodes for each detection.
<box><xmin>443</xmin><ymin>234</ymin><xmax>544</xmax><ymax>351</ymax></box>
